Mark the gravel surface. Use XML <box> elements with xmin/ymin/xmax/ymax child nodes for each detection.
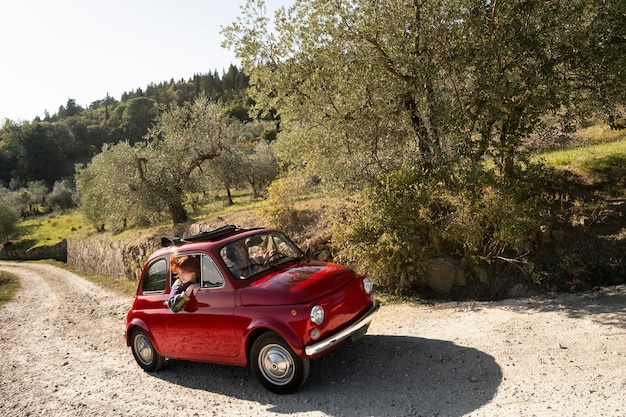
<box><xmin>1</xmin><ymin>261</ymin><xmax>625</xmax><ymax>417</ymax></box>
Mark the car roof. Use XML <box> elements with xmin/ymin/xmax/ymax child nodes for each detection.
<box><xmin>149</xmin><ymin>225</ymin><xmax>271</xmax><ymax>260</ymax></box>
<box><xmin>160</xmin><ymin>224</ymin><xmax>248</xmax><ymax>247</ymax></box>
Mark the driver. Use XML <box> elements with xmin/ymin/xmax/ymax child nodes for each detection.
<box><xmin>225</xmin><ymin>239</ymin><xmax>277</xmax><ymax>278</ymax></box>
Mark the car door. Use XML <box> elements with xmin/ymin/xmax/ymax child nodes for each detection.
<box><xmin>165</xmin><ymin>254</ymin><xmax>238</xmax><ymax>358</ymax></box>
<box><xmin>135</xmin><ymin>258</ymin><xmax>171</xmax><ymax>349</ymax></box>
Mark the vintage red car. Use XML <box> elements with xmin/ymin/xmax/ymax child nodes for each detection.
<box><xmin>124</xmin><ymin>225</ymin><xmax>379</xmax><ymax>394</ymax></box>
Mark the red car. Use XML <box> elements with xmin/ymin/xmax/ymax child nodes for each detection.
<box><xmin>125</xmin><ymin>225</ymin><xmax>379</xmax><ymax>394</ymax></box>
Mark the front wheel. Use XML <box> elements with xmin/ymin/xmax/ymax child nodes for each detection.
<box><xmin>250</xmin><ymin>332</ymin><xmax>310</xmax><ymax>394</ymax></box>
<box><xmin>130</xmin><ymin>329</ymin><xmax>165</xmax><ymax>372</ymax></box>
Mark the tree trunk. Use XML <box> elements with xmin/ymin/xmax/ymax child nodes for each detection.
<box><xmin>225</xmin><ymin>187</ymin><xmax>234</xmax><ymax>206</ymax></box>
<box><xmin>168</xmin><ymin>199</ymin><xmax>188</xmax><ymax>225</ymax></box>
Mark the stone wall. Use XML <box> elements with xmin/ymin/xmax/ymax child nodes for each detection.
<box><xmin>67</xmin><ymin>233</ymin><xmax>162</xmax><ymax>281</ymax></box>
<box><xmin>0</xmin><ymin>240</ymin><xmax>67</xmax><ymax>262</ymax></box>
<box><xmin>66</xmin><ymin>224</ymin><xmax>335</xmax><ymax>281</ymax></box>
<box><xmin>5</xmin><ymin>223</ymin><xmax>334</xmax><ymax>282</ymax></box>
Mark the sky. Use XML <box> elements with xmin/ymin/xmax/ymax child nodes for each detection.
<box><xmin>0</xmin><ymin>0</ymin><xmax>290</xmax><ymax>122</ymax></box>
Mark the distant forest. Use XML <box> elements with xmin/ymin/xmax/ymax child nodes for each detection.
<box><xmin>0</xmin><ymin>65</ymin><xmax>253</xmax><ymax>189</ymax></box>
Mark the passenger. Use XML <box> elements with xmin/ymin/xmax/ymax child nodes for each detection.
<box><xmin>167</xmin><ymin>253</ymin><xmax>201</xmax><ymax>313</ymax></box>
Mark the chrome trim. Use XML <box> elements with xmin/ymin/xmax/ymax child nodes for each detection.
<box><xmin>304</xmin><ymin>300</ymin><xmax>380</xmax><ymax>357</ymax></box>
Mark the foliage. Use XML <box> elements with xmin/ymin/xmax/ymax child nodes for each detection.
<box><xmin>0</xmin><ymin>187</ymin><xmax>20</xmax><ymax>243</ymax></box>
<box><xmin>203</xmin><ymin>121</ymin><xmax>279</xmax><ymax>203</ymax></box>
<box><xmin>331</xmin><ymin>158</ymin><xmax>545</xmax><ymax>292</ymax></box>
<box><xmin>223</xmin><ymin>0</ymin><xmax>625</xmax><ymax>187</ymax></box>
<box><xmin>14</xmin><ymin>181</ymin><xmax>48</xmax><ymax>216</ymax></box>
<box><xmin>0</xmin><ymin>67</ymin><xmax>253</xmax><ymax>190</ymax></box>
<box><xmin>263</xmin><ymin>174</ymin><xmax>308</xmax><ymax>229</ymax></box>
<box><xmin>76</xmin><ymin>97</ymin><xmax>248</xmax><ymax>228</ymax></box>
<box><xmin>0</xmin><ymin>121</ymin><xmax>74</xmax><ymax>186</ymax></box>
<box><xmin>47</xmin><ymin>179</ymin><xmax>78</xmax><ymax>212</ymax></box>
<box><xmin>223</xmin><ymin>0</ymin><xmax>626</xmax><ymax>293</ymax></box>
<box><xmin>242</xmin><ymin>135</ymin><xmax>279</xmax><ymax>197</ymax></box>
<box><xmin>120</xmin><ymin>97</ymin><xmax>158</xmax><ymax>144</ymax></box>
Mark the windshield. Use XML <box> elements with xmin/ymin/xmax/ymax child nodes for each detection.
<box><xmin>220</xmin><ymin>232</ymin><xmax>303</xmax><ymax>279</ymax></box>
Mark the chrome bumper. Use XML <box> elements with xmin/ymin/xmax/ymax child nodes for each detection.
<box><xmin>304</xmin><ymin>300</ymin><xmax>380</xmax><ymax>357</ymax></box>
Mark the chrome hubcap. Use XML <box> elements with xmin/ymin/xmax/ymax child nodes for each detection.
<box><xmin>134</xmin><ymin>334</ymin><xmax>153</xmax><ymax>365</ymax></box>
<box><xmin>258</xmin><ymin>343</ymin><xmax>294</xmax><ymax>385</ymax></box>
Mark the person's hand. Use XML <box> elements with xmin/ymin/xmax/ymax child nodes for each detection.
<box><xmin>185</xmin><ymin>283</ymin><xmax>200</xmax><ymax>297</ymax></box>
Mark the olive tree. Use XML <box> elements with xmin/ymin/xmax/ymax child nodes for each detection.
<box><xmin>223</xmin><ymin>0</ymin><xmax>626</xmax><ymax>182</ymax></box>
<box><xmin>203</xmin><ymin>121</ymin><xmax>279</xmax><ymax>203</ymax></box>
<box><xmin>223</xmin><ymin>0</ymin><xmax>626</xmax><ymax>291</ymax></box>
<box><xmin>47</xmin><ymin>179</ymin><xmax>77</xmax><ymax>212</ymax></box>
<box><xmin>76</xmin><ymin>97</ymin><xmax>246</xmax><ymax>228</ymax></box>
<box><xmin>0</xmin><ymin>187</ymin><xmax>20</xmax><ymax>244</ymax></box>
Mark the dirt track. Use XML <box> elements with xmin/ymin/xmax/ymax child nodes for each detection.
<box><xmin>1</xmin><ymin>261</ymin><xmax>625</xmax><ymax>416</ymax></box>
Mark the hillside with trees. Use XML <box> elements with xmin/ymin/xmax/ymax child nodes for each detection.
<box><xmin>0</xmin><ymin>65</ymin><xmax>251</xmax><ymax>188</ymax></box>
<box><xmin>2</xmin><ymin>0</ymin><xmax>626</xmax><ymax>298</ymax></box>
<box><xmin>0</xmin><ymin>66</ymin><xmax>265</xmax><ymax>224</ymax></box>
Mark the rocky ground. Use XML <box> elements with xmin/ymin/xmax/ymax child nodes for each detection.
<box><xmin>0</xmin><ymin>261</ymin><xmax>625</xmax><ymax>416</ymax></box>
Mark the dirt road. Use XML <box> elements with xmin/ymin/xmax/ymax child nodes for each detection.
<box><xmin>1</xmin><ymin>261</ymin><xmax>624</xmax><ymax>416</ymax></box>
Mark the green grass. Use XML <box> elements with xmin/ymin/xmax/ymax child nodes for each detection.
<box><xmin>575</xmin><ymin>124</ymin><xmax>626</xmax><ymax>144</ymax></box>
<box><xmin>0</xmin><ymin>271</ymin><xmax>21</xmax><ymax>308</ymax></box>
<box><xmin>13</xmin><ymin>211</ymin><xmax>90</xmax><ymax>250</ymax></box>
<box><xmin>71</xmin><ymin>269</ymin><xmax>137</xmax><ymax>297</ymax></box>
<box><xmin>537</xmin><ymin>137</ymin><xmax>626</xmax><ymax>174</ymax></box>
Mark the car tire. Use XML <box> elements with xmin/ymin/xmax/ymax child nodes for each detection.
<box><xmin>130</xmin><ymin>329</ymin><xmax>165</xmax><ymax>372</ymax></box>
<box><xmin>250</xmin><ymin>332</ymin><xmax>310</xmax><ymax>394</ymax></box>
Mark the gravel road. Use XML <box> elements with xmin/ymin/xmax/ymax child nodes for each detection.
<box><xmin>1</xmin><ymin>261</ymin><xmax>625</xmax><ymax>416</ymax></box>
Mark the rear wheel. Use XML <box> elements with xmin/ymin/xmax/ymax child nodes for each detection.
<box><xmin>130</xmin><ymin>329</ymin><xmax>165</xmax><ymax>372</ymax></box>
<box><xmin>250</xmin><ymin>332</ymin><xmax>310</xmax><ymax>394</ymax></box>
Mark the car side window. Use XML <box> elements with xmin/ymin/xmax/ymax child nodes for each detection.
<box><xmin>141</xmin><ymin>258</ymin><xmax>167</xmax><ymax>293</ymax></box>
<box><xmin>201</xmin><ymin>255</ymin><xmax>224</xmax><ymax>288</ymax></box>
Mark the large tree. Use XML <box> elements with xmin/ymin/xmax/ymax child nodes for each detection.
<box><xmin>10</xmin><ymin>122</ymin><xmax>71</xmax><ymax>185</ymax></box>
<box><xmin>223</xmin><ymin>0</ymin><xmax>626</xmax><ymax>289</ymax></box>
<box><xmin>76</xmin><ymin>97</ymin><xmax>246</xmax><ymax>228</ymax></box>
<box><xmin>223</xmin><ymin>0</ymin><xmax>626</xmax><ymax>184</ymax></box>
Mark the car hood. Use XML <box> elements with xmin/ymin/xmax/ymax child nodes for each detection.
<box><xmin>239</xmin><ymin>260</ymin><xmax>357</xmax><ymax>306</ymax></box>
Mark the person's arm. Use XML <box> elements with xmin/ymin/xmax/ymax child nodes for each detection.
<box><xmin>167</xmin><ymin>281</ymin><xmax>189</xmax><ymax>313</ymax></box>
<box><xmin>184</xmin><ymin>283</ymin><xmax>200</xmax><ymax>297</ymax></box>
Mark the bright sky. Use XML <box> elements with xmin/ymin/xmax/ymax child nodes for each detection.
<box><xmin>0</xmin><ymin>0</ymin><xmax>290</xmax><ymax>122</ymax></box>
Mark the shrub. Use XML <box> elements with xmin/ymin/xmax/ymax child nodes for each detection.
<box><xmin>331</xmin><ymin>163</ymin><xmax>546</xmax><ymax>294</ymax></box>
<box><xmin>263</xmin><ymin>175</ymin><xmax>308</xmax><ymax>230</ymax></box>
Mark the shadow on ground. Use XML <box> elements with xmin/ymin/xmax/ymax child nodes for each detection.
<box><xmin>496</xmin><ymin>284</ymin><xmax>626</xmax><ymax>330</ymax></box>
<box><xmin>153</xmin><ymin>335</ymin><xmax>502</xmax><ymax>417</ymax></box>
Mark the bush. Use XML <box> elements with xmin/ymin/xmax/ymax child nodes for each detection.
<box><xmin>331</xmin><ymin>163</ymin><xmax>546</xmax><ymax>294</ymax></box>
<box><xmin>263</xmin><ymin>175</ymin><xmax>308</xmax><ymax>230</ymax></box>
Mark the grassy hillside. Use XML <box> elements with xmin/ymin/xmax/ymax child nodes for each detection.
<box><xmin>10</xmin><ymin>211</ymin><xmax>88</xmax><ymax>251</ymax></box>
<box><xmin>538</xmin><ymin>126</ymin><xmax>626</xmax><ymax>175</ymax></box>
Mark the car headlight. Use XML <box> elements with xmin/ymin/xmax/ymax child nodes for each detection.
<box><xmin>363</xmin><ymin>277</ymin><xmax>374</xmax><ymax>294</ymax></box>
<box><xmin>310</xmin><ymin>305</ymin><xmax>325</xmax><ymax>325</ymax></box>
